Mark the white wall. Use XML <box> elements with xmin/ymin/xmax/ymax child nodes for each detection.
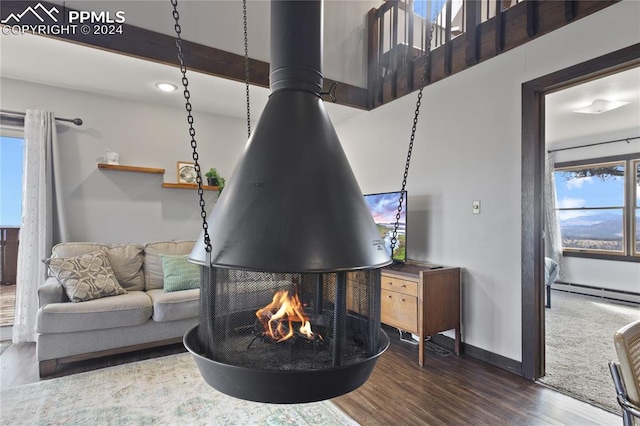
<box><xmin>561</xmin><ymin>258</ymin><xmax>639</xmax><ymax>293</ymax></box>
<box><xmin>0</xmin><ymin>77</ymin><xmax>247</xmax><ymax>244</ymax></box>
<box><xmin>335</xmin><ymin>1</ymin><xmax>640</xmax><ymax>361</ymax></box>
<box><xmin>550</xmin><ymin>129</ymin><xmax>640</xmax><ymax>294</ymax></box>
<box><xmin>323</xmin><ymin>1</ymin><xmax>380</xmax><ymax>87</ymax></box>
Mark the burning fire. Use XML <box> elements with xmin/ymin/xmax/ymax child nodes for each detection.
<box><xmin>256</xmin><ymin>290</ymin><xmax>318</xmax><ymax>342</ymax></box>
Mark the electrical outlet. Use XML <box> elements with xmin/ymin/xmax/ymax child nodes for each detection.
<box><xmin>472</xmin><ymin>200</ymin><xmax>481</xmax><ymax>214</ymax></box>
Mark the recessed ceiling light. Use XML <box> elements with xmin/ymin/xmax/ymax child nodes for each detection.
<box><xmin>154</xmin><ymin>82</ymin><xmax>179</xmax><ymax>92</ymax></box>
<box><xmin>573</xmin><ymin>99</ymin><xmax>630</xmax><ymax>114</ymax></box>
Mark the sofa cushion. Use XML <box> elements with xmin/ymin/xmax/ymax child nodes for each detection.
<box><xmin>51</xmin><ymin>243</ymin><xmax>145</xmax><ymax>291</ymax></box>
<box><xmin>144</xmin><ymin>240</ymin><xmax>195</xmax><ymax>290</ymax></box>
<box><xmin>146</xmin><ymin>289</ymin><xmax>199</xmax><ymax>322</ymax></box>
<box><xmin>36</xmin><ymin>291</ymin><xmax>152</xmax><ymax>333</ymax></box>
<box><xmin>159</xmin><ymin>254</ymin><xmax>200</xmax><ymax>292</ymax></box>
<box><xmin>43</xmin><ymin>251</ymin><xmax>127</xmax><ymax>302</ymax></box>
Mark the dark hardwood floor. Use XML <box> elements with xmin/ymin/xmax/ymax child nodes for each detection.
<box><xmin>1</xmin><ymin>327</ymin><xmax>621</xmax><ymax>425</ymax></box>
<box><xmin>333</xmin><ymin>328</ymin><xmax>621</xmax><ymax>425</ymax></box>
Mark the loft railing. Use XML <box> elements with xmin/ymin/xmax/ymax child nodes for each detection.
<box><xmin>368</xmin><ymin>0</ymin><xmax>522</xmax><ymax>104</ymax></box>
<box><xmin>0</xmin><ymin>227</ymin><xmax>19</xmax><ymax>285</ymax></box>
<box><xmin>367</xmin><ymin>0</ymin><xmax>614</xmax><ymax>107</ymax></box>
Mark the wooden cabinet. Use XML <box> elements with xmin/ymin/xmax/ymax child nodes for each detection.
<box><xmin>381</xmin><ymin>262</ymin><xmax>461</xmax><ymax>366</ymax></box>
<box><xmin>381</xmin><ymin>276</ymin><xmax>418</xmax><ymax>333</ymax></box>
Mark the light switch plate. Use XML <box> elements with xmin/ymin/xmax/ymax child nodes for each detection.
<box><xmin>472</xmin><ymin>200</ymin><xmax>481</xmax><ymax>214</ymax></box>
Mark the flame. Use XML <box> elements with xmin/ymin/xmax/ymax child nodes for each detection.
<box><xmin>256</xmin><ymin>290</ymin><xmax>316</xmax><ymax>342</ymax></box>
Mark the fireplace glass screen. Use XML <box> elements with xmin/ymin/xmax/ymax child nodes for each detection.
<box><xmin>196</xmin><ymin>267</ymin><xmax>382</xmax><ymax>370</ymax></box>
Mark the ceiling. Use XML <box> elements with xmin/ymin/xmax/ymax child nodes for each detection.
<box><xmin>0</xmin><ymin>32</ymin><xmax>363</xmax><ymax>125</ymax></box>
<box><xmin>1</xmin><ymin>32</ymin><xmax>638</xmax><ymax>141</ymax></box>
<box><xmin>545</xmin><ymin>66</ymin><xmax>640</xmax><ymax>145</ymax></box>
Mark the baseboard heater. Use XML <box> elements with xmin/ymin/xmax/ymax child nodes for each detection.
<box><xmin>553</xmin><ymin>281</ymin><xmax>640</xmax><ymax>305</ymax></box>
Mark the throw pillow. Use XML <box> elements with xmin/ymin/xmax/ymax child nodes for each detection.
<box><xmin>159</xmin><ymin>254</ymin><xmax>200</xmax><ymax>292</ymax></box>
<box><xmin>43</xmin><ymin>251</ymin><xmax>126</xmax><ymax>302</ymax></box>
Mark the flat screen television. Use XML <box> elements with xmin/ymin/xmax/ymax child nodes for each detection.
<box><xmin>363</xmin><ymin>191</ymin><xmax>407</xmax><ymax>263</ymax></box>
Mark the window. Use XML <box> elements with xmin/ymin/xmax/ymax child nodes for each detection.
<box><xmin>554</xmin><ymin>156</ymin><xmax>640</xmax><ymax>259</ymax></box>
<box><xmin>0</xmin><ymin>135</ymin><xmax>23</xmax><ymax>292</ymax></box>
<box><xmin>0</xmin><ymin>136</ymin><xmax>24</xmax><ymax>227</ymax></box>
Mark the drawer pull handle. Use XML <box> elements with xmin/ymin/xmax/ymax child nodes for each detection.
<box><xmin>387</xmin><ymin>295</ymin><xmax>392</xmax><ymax>298</ymax></box>
<box><xmin>401</xmin><ymin>285</ymin><xmax>406</xmax><ymax>288</ymax></box>
<box><xmin>401</xmin><ymin>298</ymin><xmax>406</xmax><ymax>302</ymax></box>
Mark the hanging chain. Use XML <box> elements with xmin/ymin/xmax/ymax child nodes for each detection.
<box><xmin>389</xmin><ymin>8</ymin><xmax>436</xmax><ymax>258</ymax></box>
<box><xmin>171</xmin><ymin>0</ymin><xmax>212</xmax><ymax>253</ymax></box>
<box><xmin>243</xmin><ymin>0</ymin><xmax>251</xmax><ymax>138</ymax></box>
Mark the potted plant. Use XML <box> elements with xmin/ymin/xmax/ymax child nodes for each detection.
<box><xmin>205</xmin><ymin>168</ymin><xmax>225</xmax><ymax>193</ymax></box>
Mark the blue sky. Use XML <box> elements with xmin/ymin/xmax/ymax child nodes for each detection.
<box><xmin>363</xmin><ymin>192</ymin><xmax>405</xmax><ymax>225</ymax></box>
<box><xmin>414</xmin><ymin>0</ymin><xmax>447</xmax><ymax>19</ymax></box>
<box><xmin>554</xmin><ymin>168</ymin><xmax>624</xmax><ymax>220</ymax></box>
<box><xmin>0</xmin><ymin>136</ymin><xmax>23</xmax><ymax>226</ymax></box>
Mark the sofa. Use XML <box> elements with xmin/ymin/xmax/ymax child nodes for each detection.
<box><xmin>36</xmin><ymin>240</ymin><xmax>200</xmax><ymax>377</ymax></box>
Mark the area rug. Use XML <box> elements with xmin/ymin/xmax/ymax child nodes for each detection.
<box><xmin>541</xmin><ymin>290</ymin><xmax>639</xmax><ymax>414</ymax></box>
<box><xmin>0</xmin><ymin>353</ymin><xmax>359</xmax><ymax>425</ymax></box>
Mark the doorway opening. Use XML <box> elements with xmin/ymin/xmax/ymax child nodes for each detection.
<box><xmin>520</xmin><ymin>43</ymin><xmax>640</xmax><ymax>383</ymax></box>
<box><xmin>537</xmin><ymin>68</ymin><xmax>640</xmax><ymax>412</ymax></box>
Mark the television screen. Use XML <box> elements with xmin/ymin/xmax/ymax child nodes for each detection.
<box><xmin>363</xmin><ymin>191</ymin><xmax>407</xmax><ymax>262</ymax></box>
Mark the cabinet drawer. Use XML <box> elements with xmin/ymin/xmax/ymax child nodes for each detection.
<box><xmin>381</xmin><ymin>276</ymin><xmax>418</xmax><ymax>297</ymax></box>
<box><xmin>381</xmin><ymin>289</ymin><xmax>418</xmax><ymax>333</ymax></box>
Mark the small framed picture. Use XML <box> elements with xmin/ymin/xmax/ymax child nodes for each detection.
<box><xmin>177</xmin><ymin>161</ymin><xmax>197</xmax><ymax>184</ymax></box>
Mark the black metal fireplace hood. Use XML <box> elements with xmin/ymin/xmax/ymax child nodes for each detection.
<box><xmin>189</xmin><ymin>0</ymin><xmax>390</xmax><ymax>273</ymax></box>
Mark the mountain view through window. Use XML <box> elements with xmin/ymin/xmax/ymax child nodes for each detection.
<box><xmin>554</xmin><ymin>162</ymin><xmax>625</xmax><ymax>253</ymax></box>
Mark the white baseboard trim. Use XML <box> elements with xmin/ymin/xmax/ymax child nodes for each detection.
<box><xmin>553</xmin><ymin>281</ymin><xmax>640</xmax><ymax>304</ymax></box>
<box><xmin>0</xmin><ymin>325</ymin><xmax>13</xmax><ymax>342</ymax></box>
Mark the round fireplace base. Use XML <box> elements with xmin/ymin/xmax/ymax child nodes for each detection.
<box><xmin>183</xmin><ymin>324</ymin><xmax>389</xmax><ymax>404</ymax></box>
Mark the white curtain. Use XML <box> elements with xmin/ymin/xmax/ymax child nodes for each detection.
<box><xmin>13</xmin><ymin>110</ymin><xmax>69</xmax><ymax>343</ymax></box>
<box><xmin>544</xmin><ymin>151</ymin><xmax>563</xmax><ymax>280</ymax></box>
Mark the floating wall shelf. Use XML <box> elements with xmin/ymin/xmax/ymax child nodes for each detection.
<box><xmin>98</xmin><ymin>163</ymin><xmax>165</xmax><ymax>174</ymax></box>
<box><xmin>161</xmin><ymin>183</ymin><xmax>220</xmax><ymax>191</ymax></box>
<box><xmin>98</xmin><ymin>163</ymin><xmax>218</xmax><ymax>190</ymax></box>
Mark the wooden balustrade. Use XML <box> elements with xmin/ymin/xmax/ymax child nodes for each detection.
<box><xmin>1</xmin><ymin>227</ymin><xmax>19</xmax><ymax>285</ymax></box>
<box><xmin>367</xmin><ymin>0</ymin><xmax>618</xmax><ymax>107</ymax></box>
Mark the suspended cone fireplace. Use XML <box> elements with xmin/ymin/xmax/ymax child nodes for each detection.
<box><xmin>184</xmin><ymin>0</ymin><xmax>391</xmax><ymax>404</ymax></box>
<box><xmin>185</xmin><ymin>269</ymin><xmax>388</xmax><ymax>403</ymax></box>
